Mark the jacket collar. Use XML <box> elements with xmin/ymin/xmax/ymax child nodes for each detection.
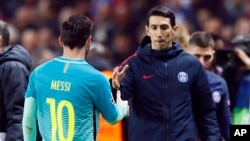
<box><xmin>137</xmin><ymin>36</ymin><xmax>183</xmax><ymax>59</ymax></box>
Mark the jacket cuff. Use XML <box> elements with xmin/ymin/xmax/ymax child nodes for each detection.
<box><xmin>109</xmin><ymin>78</ymin><xmax>117</xmax><ymax>102</ymax></box>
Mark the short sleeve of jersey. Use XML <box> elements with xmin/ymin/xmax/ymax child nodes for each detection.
<box><xmin>25</xmin><ymin>71</ymin><xmax>37</xmax><ymax>98</ymax></box>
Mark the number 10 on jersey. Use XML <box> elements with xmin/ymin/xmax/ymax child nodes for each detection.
<box><xmin>46</xmin><ymin>98</ymin><xmax>75</xmax><ymax>141</ymax></box>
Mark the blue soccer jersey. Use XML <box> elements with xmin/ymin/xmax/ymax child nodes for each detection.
<box><xmin>25</xmin><ymin>57</ymin><xmax>127</xmax><ymax>141</ymax></box>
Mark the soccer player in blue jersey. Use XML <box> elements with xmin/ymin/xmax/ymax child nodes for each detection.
<box><xmin>22</xmin><ymin>15</ymin><xmax>129</xmax><ymax>141</ymax></box>
<box><xmin>185</xmin><ymin>31</ymin><xmax>231</xmax><ymax>141</ymax></box>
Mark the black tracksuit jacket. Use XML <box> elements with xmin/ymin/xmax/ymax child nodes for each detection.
<box><xmin>0</xmin><ymin>45</ymin><xmax>31</xmax><ymax>140</ymax></box>
<box><xmin>119</xmin><ymin>37</ymin><xmax>220</xmax><ymax>141</ymax></box>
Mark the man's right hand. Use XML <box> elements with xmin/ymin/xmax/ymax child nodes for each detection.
<box><xmin>112</xmin><ymin>65</ymin><xmax>129</xmax><ymax>89</ymax></box>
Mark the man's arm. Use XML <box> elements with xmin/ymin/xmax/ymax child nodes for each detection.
<box><xmin>216</xmin><ymin>79</ymin><xmax>231</xmax><ymax>141</ymax></box>
<box><xmin>94</xmin><ymin>73</ymin><xmax>128</xmax><ymax>125</ymax></box>
<box><xmin>217</xmin><ymin>95</ymin><xmax>231</xmax><ymax>141</ymax></box>
<box><xmin>192</xmin><ymin>64</ymin><xmax>220</xmax><ymax>141</ymax></box>
<box><xmin>22</xmin><ymin>97</ymin><xmax>37</xmax><ymax>141</ymax></box>
<box><xmin>1</xmin><ymin>62</ymin><xmax>29</xmax><ymax>140</ymax></box>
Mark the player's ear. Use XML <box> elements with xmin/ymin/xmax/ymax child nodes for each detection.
<box><xmin>172</xmin><ymin>25</ymin><xmax>179</xmax><ymax>34</ymax></box>
<box><xmin>58</xmin><ymin>35</ymin><xmax>64</xmax><ymax>47</ymax></box>
<box><xmin>85</xmin><ymin>36</ymin><xmax>92</xmax><ymax>47</ymax></box>
<box><xmin>145</xmin><ymin>25</ymin><xmax>149</xmax><ymax>36</ymax></box>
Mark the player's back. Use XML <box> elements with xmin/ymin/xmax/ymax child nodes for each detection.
<box><xmin>33</xmin><ymin>57</ymin><xmax>105</xmax><ymax>141</ymax></box>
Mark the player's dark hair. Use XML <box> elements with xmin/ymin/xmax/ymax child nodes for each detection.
<box><xmin>60</xmin><ymin>15</ymin><xmax>93</xmax><ymax>49</ymax></box>
<box><xmin>0</xmin><ymin>21</ymin><xmax>10</xmax><ymax>46</ymax></box>
<box><xmin>189</xmin><ymin>31</ymin><xmax>214</xmax><ymax>49</ymax></box>
<box><xmin>146</xmin><ymin>6</ymin><xmax>176</xmax><ymax>27</ymax></box>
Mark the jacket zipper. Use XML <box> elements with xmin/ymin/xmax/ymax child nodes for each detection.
<box><xmin>165</xmin><ymin>62</ymin><xmax>170</xmax><ymax>141</ymax></box>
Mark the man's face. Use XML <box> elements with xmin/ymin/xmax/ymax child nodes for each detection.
<box><xmin>186</xmin><ymin>45</ymin><xmax>214</xmax><ymax>70</ymax></box>
<box><xmin>145</xmin><ymin>16</ymin><xmax>178</xmax><ymax>50</ymax></box>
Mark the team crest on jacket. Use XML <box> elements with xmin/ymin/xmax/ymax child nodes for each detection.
<box><xmin>212</xmin><ymin>91</ymin><xmax>221</xmax><ymax>103</ymax></box>
<box><xmin>177</xmin><ymin>72</ymin><xmax>188</xmax><ymax>83</ymax></box>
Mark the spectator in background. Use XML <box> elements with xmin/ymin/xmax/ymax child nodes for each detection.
<box><xmin>112</xmin><ymin>6</ymin><xmax>220</xmax><ymax>141</ymax></box>
<box><xmin>86</xmin><ymin>42</ymin><xmax>113</xmax><ymax>71</ymax></box>
<box><xmin>0</xmin><ymin>20</ymin><xmax>32</xmax><ymax>140</ymax></box>
<box><xmin>174</xmin><ymin>25</ymin><xmax>190</xmax><ymax>49</ymax></box>
<box><xmin>19</xmin><ymin>28</ymin><xmax>38</xmax><ymax>67</ymax></box>
<box><xmin>233</xmin><ymin>17</ymin><xmax>250</xmax><ymax>36</ymax></box>
<box><xmin>185</xmin><ymin>31</ymin><xmax>231</xmax><ymax>141</ymax></box>
<box><xmin>232</xmin><ymin>34</ymin><xmax>250</xmax><ymax>124</ymax></box>
<box><xmin>111</xmin><ymin>31</ymin><xmax>135</xmax><ymax>66</ymax></box>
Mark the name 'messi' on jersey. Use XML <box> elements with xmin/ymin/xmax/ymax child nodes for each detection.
<box><xmin>50</xmin><ymin>80</ymin><xmax>71</xmax><ymax>92</ymax></box>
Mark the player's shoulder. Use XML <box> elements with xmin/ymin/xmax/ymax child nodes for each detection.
<box><xmin>206</xmin><ymin>71</ymin><xmax>227</xmax><ymax>86</ymax></box>
<box><xmin>33</xmin><ymin>59</ymin><xmax>55</xmax><ymax>72</ymax></box>
<box><xmin>92</xmin><ymin>69</ymin><xmax>108</xmax><ymax>80</ymax></box>
<box><xmin>81</xmin><ymin>64</ymin><xmax>107</xmax><ymax>79</ymax></box>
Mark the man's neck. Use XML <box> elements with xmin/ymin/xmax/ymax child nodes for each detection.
<box><xmin>151</xmin><ymin>42</ymin><xmax>172</xmax><ymax>50</ymax></box>
<box><xmin>62</xmin><ymin>47</ymin><xmax>86</xmax><ymax>60</ymax></box>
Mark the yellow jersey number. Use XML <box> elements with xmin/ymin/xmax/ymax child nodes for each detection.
<box><xmin>46</xmin><ymin>98</ymin><xmax>75</xmax><ymax>141</ymax></box>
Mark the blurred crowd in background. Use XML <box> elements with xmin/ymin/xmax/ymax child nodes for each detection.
<box><xmin>1</xmin><ymin>0</ymin><xmax>250</xmax><ymax>113</ymax></box>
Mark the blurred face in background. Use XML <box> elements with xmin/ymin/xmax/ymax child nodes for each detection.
<box><xmin>145</xmin><ymin>16</ymin><xmax>178</xmax><ymax>50</ymax></box>
<box><xmin>20</xmin><ymin>28</ymin><xmax>38</xmax><ymax>54</ymax></box>
<box><xmin>186</xmin><ymin>44</ymin><xmax>214</xmax><ymax>70</ymax></box>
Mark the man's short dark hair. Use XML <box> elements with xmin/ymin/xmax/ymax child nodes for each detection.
<box><xmin>0</xmin><ymin>21</ymin><xmax>10</xmax><ymax>46</ymax></box>
<box><xmin>146</xmin><ymin>6</ymin><xmax>176</xmax><ymax>27</ymax></box>
<box><xmin>60</xmin><ymin>15</ymin><xmax>93</xmax><ymax>49</ymax></box>
<box><xmin>189</xmin><ymin>31</ymin><xmax>214</xmax><ymax>49</ymax></box>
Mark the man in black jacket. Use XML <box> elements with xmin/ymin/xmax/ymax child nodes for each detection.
<box><xmin>112</xmin><ymin>6</ymin><xmax>220</xmax><ymax>141</ymax></box>
<box><xmin>0</xmin><ymin>20</ymin><xmax>32</xmax><ymax>140</ymax></box>
<box><xmin>186</xmin><ymin>31</ymin><xmax>231</xmax><ymax>141</ymax></box>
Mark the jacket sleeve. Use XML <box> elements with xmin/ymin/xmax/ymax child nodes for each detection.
<box><xmin>109</xmin><ymin>78</ymin><xmax>118</xmax><ymax>102</ymax></box>
<box><xmin>1</xmin><ymin>62</ymin><xmax>29</xmax><ymax>140</ymax></box>
<box><xmin>191</xmin><ymin>64</ymin><xmax>221</xmax><ymax>141</ymax></box>
<box><xmin>0</xmin><ymin>89</ymin><xmax>6</xmax><ymax>133</ymax></box>
<box><xmin>216</xmin><ymin>79</ymin><xmax>231</xmax><ymax>141</ymax></box>
<box><xmin>119</xmin><ymin>62</ymin><xmax>135</xmax><ymax>101</ymax></box>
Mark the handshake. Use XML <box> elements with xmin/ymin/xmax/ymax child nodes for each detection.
<box><xmin>112</xmin><ymin>65</ymin><xmax>130</xmax><ymax>117</ymax></box>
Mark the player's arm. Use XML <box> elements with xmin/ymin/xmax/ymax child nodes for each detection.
<box><xmin>22</xmin><ymin>97</ymin><xmax>37</xmax><ymax>141</ymax></box>
<box><xmin>217</xmin><ymin>80</ymin><xmax>231</xmax><ymax>141</ymax></box>
<box><xmin>94</xmin><ymin>74</ymin><xmax>128</xmax><ymax>125</ymax></box>
<box><xmin>22</xmin><ymin>72</ymin><xmax>37</xmax><ymax>141</ymax></box>
<box><xmin>191</xmin><ymin>63</ymin><xmax>220</xmax><ymax>141</ymax></box>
